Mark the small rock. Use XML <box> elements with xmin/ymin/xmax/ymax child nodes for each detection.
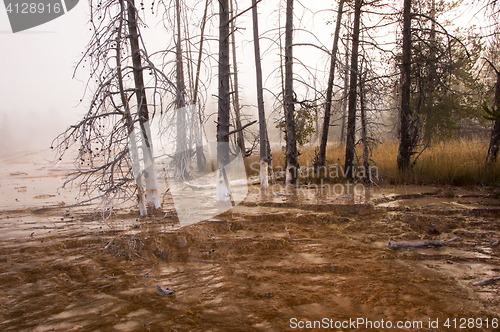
<box><xmin>157</xmin><ymin>284</ymin><xmax>175</xmax><ymax>295</ymax></box>
<box><xmin>177</xmin><ymin>236</ymin><xmax>187</xmax><ymax>248</ymax></box>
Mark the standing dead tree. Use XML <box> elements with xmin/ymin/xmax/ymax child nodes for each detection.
<box><xmin>229</xmin><ymin>0</ymin><xmax>246</xmax><ymax>157</ymax></box>
<box><xmin>192</xmin><ymin>0</ymin><xmax>211</xmax><ymax>171</ymax></box>
<box><xmin>359</xmin><ymin>67</ymin><xmax>369</xmax><ymax>178</ymax></box>
<box><xmin>53</xmin><ymin>0</ymin><xmax>180</xmax><ymax>216</ymax></box>
<box><xmin>340</xmin><ymin>26</ymin><xmax>351</xmax><ymax>144</ymax></box>
<box><xmin>216</xmin><ymin>0</ymin><xmax>259</xmax><ymax>199</ymax></box>
<box><xmin>316</xmin><ymin>0</ymin><xmax>345</xmax><ymax>168</ymax></box>
<box><xmin>344</xmin><ymin>0</ymin><xmax>362</xmax><ymax>179</ymax></box>
<box><xmin>174</xmin><ymin>0</ymin><xmax>189</xmax><ymax>179</ymax></box>
<box><xmin>252</xmin><ymin>0</ymin><xmax>271</xmax><ymax>190</ymax></box>
<box><xmin>284</xmin><ymin>0</ymin><xmax>299</xmax><ymax>185</ymax></box>
<box><xmin>128</xmin><ymin>0</ymin><xmax>163</xmax><ymax>211</ymax></box>
<box><xmin>397</xmin><ymin>0</ymin><xmax>413</xmax><ymax>171</ymax></box>
<box><xmin>155</xmin><ymin>0</ymin><xmax>216</xmax><ymax>177</ymax></box>
<box><xmin>216</xmin><ymin>0</ymin><xmax>231</xmax><ymax>201</ymax></box>
<box><xmin>356</xmin><ymin>53</ymin><xmax>388</xmax><ymax>183</ymax></box>
<box><xmin>485</xmin><ymin>60</ymin><xmax>500</xmax><ymax>164</ymax></box>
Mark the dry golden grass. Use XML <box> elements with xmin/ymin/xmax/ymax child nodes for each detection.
<box><xmin>245</xmin><ymin>139</ymin><xmax>500</xmax><ymax>186</ymax></box>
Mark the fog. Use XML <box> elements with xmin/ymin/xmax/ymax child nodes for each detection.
<box><xmin>0</xmin><ymin>5</ymin><xmax>91</xmax><ymax>157</ymax></box>
<box><xmin>0</xmin><ymin>0</ymin><xmax>485</xmax><ymax>159</ymax></box>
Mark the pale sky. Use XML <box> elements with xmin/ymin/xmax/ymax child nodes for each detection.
<box><xmin>0</xmin><ymin>2</ymin><xmax>90</xmax><ymax>155</ymax></box>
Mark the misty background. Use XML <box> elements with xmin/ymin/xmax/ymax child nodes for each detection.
<box><xmin>0</xmin><ymin>0</ymin><xmax>485</xmax><ymax>159</ymax></box>
<box><xmin>0</xmin><ymin>4</ymin><xmax>91</xmax><ymax>158</ymax></box>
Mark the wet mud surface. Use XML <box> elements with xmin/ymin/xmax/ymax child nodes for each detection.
<box><xmin>1</xmin><ymin>153</ymin><xmax>500</xmax><ymax>331</ymax></box>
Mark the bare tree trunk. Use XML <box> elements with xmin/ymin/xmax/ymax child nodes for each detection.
<box><xmin>317</xmin><ymin>0</ymin><xmax>345</xmax><ymax>167</ymax></box>
<box><xmin>266</xmin><ymin>127</ymin><xmax>275</xmax><ymax>184</ymax></box>
<box><xmin>487</xmin><ymin>69</ymin><xmax>500</xmax><ymax>164</ymax></box>
<box><xmin>360</xmin><ymin>70</ymin><xmax>370</xmax><ymax>182</ymax></box>
<box><xmin>217</xmin><ymin>0</ymin><xmax>231</xmax><ymax>201</ymax></box>
<box><xmin>252</xmin><ymin>0</ymin><xmax>269</xmax><ymax>190</ymax></box>
<box><xmin>284</xmin><ymin>0</ymin><xmax>299</xmax><ymax>185</ymax></box>
<box><xmin>192</xmin><ymin>0</ymin><xmax>210</xmax><ymax>171</ymax></box>
<box><xmin>340</xmin><ymin>33</ymin><xmax>350</xmax><ymax>144</ymax></box>
<box><xmin>344</xmin><ymin>0</ymin><xmax>362</xmax><ymax>179</ymax></box>
<box><xmin>422</xmin><ymin>0</ymin><xmax>436</xmax><ymax>143</ymax></box>
<box><xmin>127</xmin><ymin>0</ymin><xmax>160</xmax><ymax>210</ymax></box>
<box><xmin>229</xmin><ymin>0</ymin><xmax>246</xmax><ymax>157</ymax></box>
<box><xmin>175</xmin><ymin>0</ymin><xmax>188</xmax><ymax>179</ymax></box>
<box><xmin>277</xmin><ymin>2</ymin><xmax>285</xmax><ymax>148</ymax></box>
<box><xmin>397</xmin><ymin>0</ymin><xmax>413</xmax><ymax>171</ymax></box>
<box><xmin>180</xmin><ymin>7</ymin><xmax>203</xmax><ymax>173</ymax></box>
<box><xmin>118</xmin><ymin>0</ymin><xmax>146</xmax><ymax>216</ymax></box>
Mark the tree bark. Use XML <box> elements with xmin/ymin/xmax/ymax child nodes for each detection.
<box><xmin>423</xmin><ymin>0</ymin><xmax>436</xmax><ymax>143</ymax></box>
<box><xmin>486</xmin><ymin>69</ymin><xmax>500</xmax><ymax>165</ymax></box>
<box><xmin>217</xmin><ymin>0</ymin><xmax>231</xmax><ymax>201</ymax></box>
<box><xmin>317</xmin><ymin>0</ymin><xmax>345</xmax><ymax>167</ymax></box>
<box><xmin>118</xmin><ymin>0</ymin><xmax>147</xmax><ymax>216</ymax></box>
<box><xmin>340</xmin><ymin>32</ymin><xmax>350</xmax><ymax>143</ymax></box>
<box><xmin>252</xmin><ymin>0</ymin><xmax>269</xmax><ymax>190</ymax></box>
<box><xmin>175</xmin><ymin>0</ymin><xmax>188</xmax><ymax>179</ymax></box>
<box><xmin>127</xmin><ymin>0</ymin><xmax>160</xmax><ymax>210</ymax></box>
<box><xmin>344</xmin><ymin>0</ymin><xmax>362</xmax><ymax>179</ymax></box>
<box><xmin>397</xmin><ymin>0</ymin><xmax>413</xmax><ymax>171</ymax></box>
<box><xmin>359</xmin><ymin>70</ymin><xmax>370</xmax><ymax>182</ymax></box>
<box><xmin>230</xmin><ymin>0</ymin><xmax>246</xmax><ymax>157</ymax></box>
<box><xmin>192</xmin><ymin>0</ymin><xmax>210</xmax><ymax>171</ymax></box>
<box><xmin>284</xmin><ymin>0</ymin><xmax>299</xmax><ymax>185</ymax></box>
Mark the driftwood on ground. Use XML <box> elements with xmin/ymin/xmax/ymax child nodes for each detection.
<box><xmin>473</xmin><ymin>277</ymin><xmax>500</xmax><ymax>286</ymax></box>
<box><xmin>387</xmin><ymin>237</ymin><xmax>461</xmax><ymax>249</ymax></box>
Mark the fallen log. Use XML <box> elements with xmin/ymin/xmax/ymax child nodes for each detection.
<box><xmin>387</xmin><ymin>237</ymin><xmax>461</xmax><ymax>249</ymax></box>
<box><xmin>473</xmin><ymin>277</ymin><xmax>500</xmax><ymax>286</ymax></box>
<box><xmin>387</xmin><ymin>240</ymin><xmax>447</xmax><ymax>249</ymax></box>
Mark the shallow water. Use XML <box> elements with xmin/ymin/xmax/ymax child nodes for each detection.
<box><xmin>1</xmin><ymin>151</ymin><xmax>500</xmax><ymax>331</ymax></box>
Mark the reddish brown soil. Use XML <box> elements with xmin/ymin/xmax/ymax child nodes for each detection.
<box><xmin>1</xmin><ymin>152</ymin><xmax>500</xmax><ymax>331</ymax></box>
<box><xmin>1</xmin><ymin>184</ymin><xmax>500</xmax><ymax>331</ymax></box>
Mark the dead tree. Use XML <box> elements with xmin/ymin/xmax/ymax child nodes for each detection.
<box><xmin>284</xmin><ymin>0</ymin><xmax>299</xmax><ymax>185</ymax></box>
<box><xmin>217</xmin><ymin>0</ymin><xmax>231</xmax><ymax>201</ymax></box>
<box><xmin>229</xmin><ymin>0</ymin><xmax>246</xmax><ymax>157</ymax></box>
<box><xmin>192</xmin><ymin>0</ymin><xmax>211</xmax><ymax>171</ymax></box>
<box><xmin>486</xmin><ymin>61</ymin><xmax>500</xmax><ymax>164</ymax></box>
<box><xmin>344</xmin><ymin>0</ymin><xmax>362</xmax><ymax>179</ymax></box>
<box><xmin>359</xmin><ymin>69</ymin><xmax>370</xmax><ymax>180</ymax></box>
<box><xmin>397</xmin><ymin>0</ymin><xmax>413</xmax><ymax>171</ymax></box>
<box><xmin>128</xmin><ymin>0</ymin><xmax>162</xmax><ymax>210</ymax></box>
<box><xmin>157</xmin><ymin>0</ymin><xmax>216</xmax><ymax>176</ymax></box>
<box><xmin>316</xmin><ymin>0</ymin><xmax>345</xmax><ymax>167</ymax></box>
<box><xmin>174</xmin><ymin>0</ymin><xmax>189</xmax><ymax>179</ymax></box>
<box><xmin>252</xmin><ymin>0</ymin><xmax>270</xmax><ymax>190</ymax></box>
<box><xmin>53</xmin><ymin>0</ymin><xmax>179</xmax><ymax>216</ymax></box>
<box><xmin>340</xmin><ymin>31</ymin><xmax>350</xmax><ymax>143</ymax></box>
